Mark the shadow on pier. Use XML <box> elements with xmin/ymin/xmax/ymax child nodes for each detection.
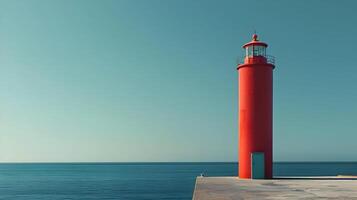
<box><xmin>274</xmin><ymin>176</ymin><xmax>357</xmax><ymax>180</ymax></box>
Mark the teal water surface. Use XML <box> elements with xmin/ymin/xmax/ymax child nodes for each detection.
<box><xmin>0</xmin><ymin>162</ymin><xmax>356</xmax><ymax>199</ymax></box>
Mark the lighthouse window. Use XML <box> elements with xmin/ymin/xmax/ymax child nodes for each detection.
<box><xmin>253</xmin><ymin>45</ymin><xmax>266</xmax><ymax>56</ymax></box>
<box><xmin>247</xmin><ymin>46</ymin><xmax>253</xmax><ymax>57</ymax></box>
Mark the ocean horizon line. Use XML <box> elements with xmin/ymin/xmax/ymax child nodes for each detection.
<box><xmin>0</xmin><ymin>161</ymin><xmax>356</xmax><ymax>164</ymax></box>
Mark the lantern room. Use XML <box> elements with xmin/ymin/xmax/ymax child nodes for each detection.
<box><xmin>239</xmin><ymin>34</ymin><xmax>275</xmax><ymax>67</ymax></box>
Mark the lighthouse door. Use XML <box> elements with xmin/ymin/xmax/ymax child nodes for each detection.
<box><xmin>251</xmin><ymin>152</ymin><xmax>265</xmax><ymax>179</ymax></box>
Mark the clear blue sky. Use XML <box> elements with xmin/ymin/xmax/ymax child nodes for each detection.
<box><xmin>0</xmin><ymin>0</ymin><xmax>356</xmax><ymax>162</ymax></box>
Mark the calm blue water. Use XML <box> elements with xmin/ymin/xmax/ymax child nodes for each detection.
<box><xmin>0</xmin><ymin>162</ymin><xmax>356</xmax><ymax>199</ymax></box>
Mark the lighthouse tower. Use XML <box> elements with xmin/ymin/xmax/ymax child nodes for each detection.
<box><xmin>237</xmin><ymin>34</ymin><xmax>275</xmax><ymax>179</ymax></box>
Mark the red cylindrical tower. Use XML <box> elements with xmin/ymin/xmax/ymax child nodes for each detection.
<box><xmin>237</xmin><ymin>34</ymin><xmax>275</xmax><ymax>179</ymax></box>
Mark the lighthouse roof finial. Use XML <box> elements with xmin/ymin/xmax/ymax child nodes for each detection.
<box><xmin>252</xmin><ymin>33</ymin><xmax>258</xmax><ymax>41</ymax></box>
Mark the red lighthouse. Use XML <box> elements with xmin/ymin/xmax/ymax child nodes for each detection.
<box><xmin>237</xmin><ymin>34</ymin><xmax>275</xmax><ymax>179</ymax></box>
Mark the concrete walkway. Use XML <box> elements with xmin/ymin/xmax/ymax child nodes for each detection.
<box><xmin>192</xmin><ymin>177</ymin><xmax>357</xmax><ymax>200</ymax></box>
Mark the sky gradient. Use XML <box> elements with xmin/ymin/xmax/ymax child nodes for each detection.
<box><xmin>0</xmin><ymin>0</ymin><xmax>357</xmax><ymax>162</ymax></box>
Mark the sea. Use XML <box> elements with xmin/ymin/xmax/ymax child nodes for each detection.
<box><xmin>0</xmin><ymin>162</ymin><xmax>356</xmax><ymax>200</ymax></box>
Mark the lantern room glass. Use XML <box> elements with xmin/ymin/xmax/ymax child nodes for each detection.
<box><xmin>246</xmin><ymin>45</ymin><xmax>266</xmax><ymax>57</ymax></box>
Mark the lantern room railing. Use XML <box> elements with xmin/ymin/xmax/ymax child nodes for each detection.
<box><xmin>266</xmin><ymin>55</ymin><xmax>275</xmax><ymax>65</ymax></box>
<box><xmin>237</xmin><ymin>55</ymin><xmax>275</xmax><ymax>65</ymax></box>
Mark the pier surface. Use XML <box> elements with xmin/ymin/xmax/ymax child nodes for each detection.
<box><xmin>192</xmin><ymin>177</ymin><xmax>357</xmax><ymax>200</ymax></box>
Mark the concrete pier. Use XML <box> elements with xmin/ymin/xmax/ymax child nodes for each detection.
<box><xmin>192</xmin><ymin>177</ymin><xmax>357</xmax><ymax>200</ymax></box>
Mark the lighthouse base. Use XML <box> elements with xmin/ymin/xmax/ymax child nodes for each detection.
<box><xmin>192</xmin><ymin>176</ymin><xmax>357</xmax><ymax>200</ymax></box>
